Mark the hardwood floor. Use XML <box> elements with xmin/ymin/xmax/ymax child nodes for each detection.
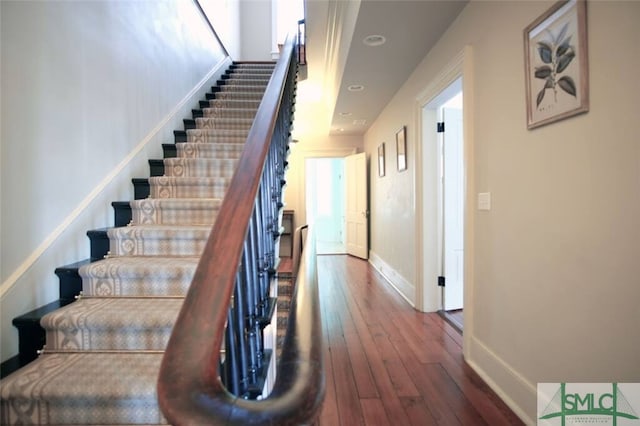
<box><xmin>441</xmin><ymin>309</ymin><xmax>464</xmax><ymax>333</ymax></box>
<box><xmin>314</xmin><ymin>255</ymin><xmax>523</xmax><ymax>426</ymax></box>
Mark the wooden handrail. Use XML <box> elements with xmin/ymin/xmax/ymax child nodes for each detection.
<box><xmin>193</xmin><ymin>0</ymin><xmax>230</xmax><ymax>57</ymax></box>
<box><xmin>157</xmin><ymin>37</ymin><xmax>324</xmax><ymax>425</ymax></box>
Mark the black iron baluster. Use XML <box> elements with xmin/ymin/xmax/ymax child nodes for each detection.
<box><xmin>221</xmin><ymin>51</ymin><xmax>299</xmax><ymax>399</ymax></box>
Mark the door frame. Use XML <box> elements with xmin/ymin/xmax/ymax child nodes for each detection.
<box><xmin>413</xmin><ymin>46</ymin><xmax>474</xmax><ymax>358</ymax></box>
<box><xmin>299</xmin><ymin>147</ymin><xmax>357</xmax><ymax>237</ymax></box>
<box><xmin>305</xmin><ymin>156</ymin><xmax>347</xmax><ymax>254</ymax></box>
<box><xmin>441</xmin><ymin>98</ymin><xmax>464</xmax><ymax>312</ymax></box>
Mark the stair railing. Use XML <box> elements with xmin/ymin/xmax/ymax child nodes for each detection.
<box><xmin>157</xmin><ymin>36</ymin><xmax>324</xmax><ymax>425</ymax></box>
<box><xmin>291</xmin><ymin>224</ymin><xmax>309</xmax><ymax>283</ymax></box>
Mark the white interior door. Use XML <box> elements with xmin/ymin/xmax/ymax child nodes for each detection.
<box><xmin>442</xmin><ymin>105</ymin><xmax>464</xmax><ymax>310</ymax></box>
<box><xmin>345</xmin><ymin>152</ymin><xmax>368</xmax><ymax>259</ymax></box>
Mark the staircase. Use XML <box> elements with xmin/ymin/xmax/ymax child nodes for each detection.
<box><xmin>0</xmin><ymin>62</ymin><xmax>281</xmax><ymax>425</ymax></box>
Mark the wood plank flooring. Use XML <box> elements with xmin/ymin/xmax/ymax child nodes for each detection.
<box><xmin>314</xmin><ymin>255</ymin><xmax>523</xmax><ymax>426</ymax></box>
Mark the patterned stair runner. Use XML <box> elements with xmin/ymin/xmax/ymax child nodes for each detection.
<box><xmin>0</xmin><ymin>63</ymin><xmax>279</xmax><ymax>425</ymax></box>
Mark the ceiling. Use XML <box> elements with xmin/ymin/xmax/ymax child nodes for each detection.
<box><xmin>302</xmin><ymin>0</ymin><xmax>468</xmax><ymax>136</ymax></box>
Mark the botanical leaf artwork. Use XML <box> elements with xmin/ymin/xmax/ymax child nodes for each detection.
<box><xmin>534</xmin><ymin>22</ymin><xmax>577</xmax><ymax>108</ymax></box>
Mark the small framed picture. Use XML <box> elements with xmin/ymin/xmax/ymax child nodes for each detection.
<box><xmin>524</xmin><ymin>0</ymin><xmax>589</xmax><ymax>129</ymax></box>
<box><xmin>378</xmin><ymin>143</ymin><xmax>385</xmax><ymax>177</ymax></box>
<box><xmin>396</xmin><ymin>126</ymin><xmax>407</xmax><ymax>171</ymax></box>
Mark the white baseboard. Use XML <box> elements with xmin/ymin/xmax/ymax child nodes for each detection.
<box><xmin>368</xmin><ymin>250</ymin><xmax>415</xmax><ymax>307</ymax></box>
<box><xmin>466</xmin><ymin>335</ymin><xmax>537</xmax><ymax>425</ymax></box>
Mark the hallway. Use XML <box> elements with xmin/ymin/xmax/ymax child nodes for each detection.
<box><xmin>315</xmin><ymin>255</ymin><xmax>523</xmax><ymax>425</ymax></box>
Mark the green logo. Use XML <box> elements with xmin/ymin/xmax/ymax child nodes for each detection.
<box><xmin>538</xmin><ymin>383</ymin><xmax>640</xmax><ymax>426</ymax></box>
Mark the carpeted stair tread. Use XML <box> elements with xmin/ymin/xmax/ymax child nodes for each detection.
<box><xmin>226</xmin><ymin>74</ymin><xmax>273</xmax><ymax>81</ymax></box>
<box><xmin>223</xmin><ymin>78</ymin><xmax>271</xmax><ymax>86</ymax></box>
<box><xmin>218</xmin><ymin>84</ymin><xmax>266</xmax><ymax>93</ymax></box>
<box><xmin>213</xmin><ymin>91</ymin><xmax>265</xmax><ymax>101</ymax></box>
<box><xmin>149</xmin><ymin>176</ymin><xmax>231</xmax><ymax>199</ymax></box>
<box><xmin>80</xmin><ymin>256</ymin><xmax>198</xmax><ymax>297</ymax></box>
<box><xmin>185</xmin><ymin>128</ymin><xmax>249</xmax><ymax>144</ymax></box>
<box><xmin>201</xmin><ymin>107</ymin><xmax>259</xmax><ymax>119</ymax></box>
<box><xmin>175</xmin><ymin>142</ymin><xmax>245</xmax><ymax>159</ymax></box>
<box><xmin>107</xmin><ymin>225</ymin><xmax>211</xmax><ymax>257</ymax></box>
<box><xmin>163</xmin><ymin>157</ymin><xmax>238</xmax><ymax>178</ymax></box>
<box><xmin>229</xmin><ymin>68</ymin><xmax>274</xmax><ymax>74</ymax></box>
<box><xmin>130</xmin><ymin>198</ymin><xmax>222</xmax><ymax>226</ymax></box>
<box><xmin>0</xmin><ymin>352</ymin><xmax>167</xmax><ymax>425</ymax></box>
<box><xmin>195</xmin><ymin>117</ymin><xmax>254</xmax><ymax>129</ymax></box>
<box><xmin>41</xmin><ymin>298</ymin><xmax>182</xmax><ymax>351</ymax></box>
<box><xmin>206</xmin><ymin>99</ymin><xmax>262</xmax><ymax>110</ymax></box>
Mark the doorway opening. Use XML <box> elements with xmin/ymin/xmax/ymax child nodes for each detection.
<box><xmin>305</xmin><ymin>157</ymin><xmax>346</xmax><ymax>255</ymax></box>
<box><xmin>423</xmin><ymin>78</ymin><xmax>464</xmax><ymax>332</ymax></box>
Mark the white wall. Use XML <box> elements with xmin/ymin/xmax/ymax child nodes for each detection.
<box><xmin>201</xmin><ymin>0</ymin><xmax>241</xmax><ymax>58</ymax></box>
<box><xmin>239</xmin><ymin>0</ymin><xmax>274</xmax><ymax>61</ymax></box>
<box><xmin>364</xmin><ymin>1</ymin><xmax>640</xmax><ymax>422</ymax></box>
<box><xmin>0</xmin><ymin>0</ymin><xmax>229</xmax><ymax>361</ymax></box>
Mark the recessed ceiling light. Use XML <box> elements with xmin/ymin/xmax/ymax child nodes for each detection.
<box><xmin>363</xmin><ymin>35</ymin><xmax>386</xmax><ymax>47</ymax></box>
<box><xmin>353</xmin><ymin>119</ymin><xmax>367</xmax><ymax>125</ymax></box>
<box><xmin>347</xmin><ymin>84</ymin><xmax>364</xmax><ymax>92</ymax></box>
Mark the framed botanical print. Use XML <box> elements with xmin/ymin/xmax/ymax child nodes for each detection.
<box><xmin>524</xmin><ymin>0</ymin><xmax>589</xmax><ymax>129</ymax></box>
<box><xmin>396</xmin><ymin>126</ymin><xmax>407</xmax><ymax>171</ymax></box>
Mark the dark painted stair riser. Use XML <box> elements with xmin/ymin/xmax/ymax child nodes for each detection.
<box><xmin>163</xmin><ymin>143</ymin><xmax>178</xmax><ymax>159</ymax></box>
<box><xmin>174</xmin><ymin>130</ymin><xmax>187</xmax><ymax>143</ymax></box>
<box><xmin>184</xmin><ymin>119</ymin><xmax>196</xmax><ymax>130</ymax></box>
<box><xmin>112</xmin><ymin>201</ymin><xmax>132</xmax><ymax>227</ymax></box>
<box><xmin>133</xmin><ymin>178</ymin><xmax>150</xmax><ymax>199</ymax></box>
<box><xmin>12</xmin><ymin>300</ymin><xmax>65</xmax><ymax>368</ymax></box>
<box><xmin>87</xmin><ymin>228</ymin><xmax>109</xmax><ymax>260</ymax></box>
<box><xmin>149</xmin><ymin>159</ymin><xmax>165</xmax><ymax>176</ymax></box>
<box><xmin>55</xmin><ymin>259</ymin><xmax>91</xmax><ymax>304</ymax></box>
<box><xmin>3</xmin><ymin>258</ymin><xmax>89</xmax><ymax>378</ymax></box>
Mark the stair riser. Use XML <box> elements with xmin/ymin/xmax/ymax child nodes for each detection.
<box><xmin>210</xmin><ymin>92</ymin><xmax>264</xmax><ymax>101</ymax></box>
<box><xmin>163</xmin><ymin>159</ymin><xmax>238</xmax><ymax>178</ymax></box>
<box><xmin>202</xmin><ymin>99</ymin><xmax>262</xmax><ymax>110</ymax></box>
<box><xmin>199</xmin><ymin>108</ymin><xmax>259</xmax><ymax>119</ymax></box>
<box><xmin>184</xmin><ymin>130</ymin><xmax>248</xmax><ymax>144</ymax></box>
<box><xmin>174</xmin><ymin>129</ymin><xmax>249</xmax><ymax>144</ymax></box>
<box><xmin>87</xmin><ymin>229</ymin><xmax>109</xmax><ymax>260</ymax></box>
<box><xmin>218</xmin><ymin>79</ymin><xmax>270</xmax><ymax>87</ymax></box>
<box><xmin>113</xmin><ymin>202</ymin><xmax>132</xmax><ymax>227</ymax></box>
<box><xmin>108</xmin><ymin>229</ymin><xmax>210</xmax><ymax>257</ymax></box>
<box><xmin>176</xmin><ymin>143</ymin><xmax>244</xmax><ymax>159</ymax></box>
<box><xmin>217</xmin><ymin>85</ymin><xmax>266</xmax><ymax>93</ymax></box>
<box><xmin>80</xmin><ymin>258</ymin><xmax>197</xmax><ymax>297</ymax></box>
<box><xmin>130</xmin><ymin>207</ymin><xmax>219</xmax><ymax>226</ymax></box>
<box><xmin>133</xmin><ymin>178</ymin><xmax>150</xmax><ymax>199</ymax></box>
<box><xmin>188</xmin><ymin>117</ymin><xmax>254</xmax><ymax>130</ymax></box>
<box><xmin>149</xmin><ymin>181</ymin><xmax>229</xmax><ymax>199</ymax></box>
<box><xmin>55</xmin><ymin>260</ymin><xmax>92</xmax><ymax>303</ymax></box>
<box><xmin>41</xmin><ymin>299</ymin><xmax>182</xmax><ymax>351</ymax></box>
